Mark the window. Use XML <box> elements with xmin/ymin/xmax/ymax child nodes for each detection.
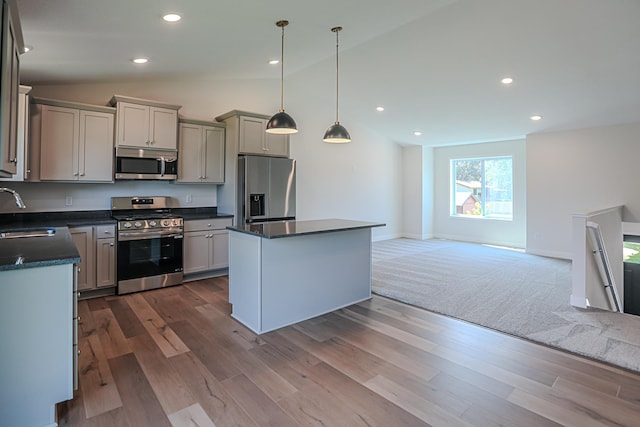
<box><xmin>451</xmin><ymin>156</ymin><xmax>513</xmax><ymax>220</ymax></box>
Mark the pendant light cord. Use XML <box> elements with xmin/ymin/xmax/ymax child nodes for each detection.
<box><xmin>280</xmin><ymin>23</ymin><xmax>285</xmax><ymax>112</ymax></box>
<box><xmin>334</xmin><ymin>28</ymin><xmax>340</xmax><ymax>123</ymax></box>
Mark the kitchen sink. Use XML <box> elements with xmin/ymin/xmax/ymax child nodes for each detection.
<box><xmin>0</xmin><ymin>228</ymin><xmax>56</xmax><ymax>239</ymax></box>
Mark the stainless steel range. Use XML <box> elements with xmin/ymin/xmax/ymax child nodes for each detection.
<box><xmin>111</xmin><ymin>196</ymin><xmax>183</xmax><ymax>295</ymax></box>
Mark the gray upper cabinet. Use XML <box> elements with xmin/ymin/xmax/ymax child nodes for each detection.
<box><xmin>178</xmin><ymin>119</ymin><xmax>225</xmax><ymax>183</ymax></box>
<box><xmin>0</xmin><ymin>85</ymin><xmax>31</xmax><ymax>182</ymax></box>
<box><xmin>33</xmin><ymin>99</ymin><xmax>115</xmax><ymax>182</ymax></box>
<box><xmin>0</xmin><ymin>0</ymin><xmax>21</xmax><ymax>177</ymax></box>
<box><xmin>238</xmin><ymin>115</ymin><xmax>289</xmax><ymax>157</ymax></box>
<box><xmin>110</xmin><ymin>95</ymin><xmax>180</xmax><ymax>150</ymax></box>
<box><xmin>216</xmin><ymin>110</ymin><xmax>289</xmax><ymax>158</ymax></box>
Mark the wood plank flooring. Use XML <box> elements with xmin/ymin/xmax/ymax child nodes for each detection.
<box><xmin>57</xmin><ymin>276</ymin><xmax>640</xmax><ymax>426</ymax></box>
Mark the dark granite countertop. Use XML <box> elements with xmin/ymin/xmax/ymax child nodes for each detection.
<box><xmin>227</xmin><ymin>219</ymin><xmax>385</xmax><ymax>239</ymax></box>
<box><xmin>0</xmin><ymin>207</ymin><xmax>230</xmax><ymax>271</ymax></box>
<box><xmin>0</xmin><ymin>210</ymin><xmax>116</xmax><ymax>229</ymax></box>
<box><xmin>0</xmin><ymin>207</ymin><xmax>232</xmax><ymax>227</ymax></box>
<box><xmin>0</xmin><ymin>226</ymin><xmax>81</xmax><ymax>271</ymax></box>
<box><xmin>176</xmin><ymin>208</ymin><xmax>233</xmax><ymax>220</ymax></box>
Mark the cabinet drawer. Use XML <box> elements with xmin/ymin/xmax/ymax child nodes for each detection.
<box><xmin>184</xmin><ymin>217</ymin><xmax>232</xmax><ymax>232</ymax></box>
<box><xmin>96</xmin><ymin>224</ymin><xmax>116</xmax><ymax>238</ymax></box>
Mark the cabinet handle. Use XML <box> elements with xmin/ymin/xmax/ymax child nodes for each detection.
<box><xmin>77</xmin><ymin>267</ymin><xmax>81</xmax><ymax>272</ymax></box>
<box><xmin>109</xmin><ymin>243</ymin><xmax>114</xmax><ymax>246</ymax></box>
<box><xmin>10</xmin><ymin>158</ymin><xmax>17</xmax><ymax>163</ymax></box>
<box><xmin>77</xmin><ymin>292</ymin><xmax>81</xmax><ymax>298</ymax></box>
<box><xmin>73</xmin><ymin>172</ymin><xmax>79</xmax><ymax>176</ymax></box>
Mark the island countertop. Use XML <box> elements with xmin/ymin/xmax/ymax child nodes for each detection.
<box><xmin>0</xmin><ymin>226</ymin><xmax>81</xmax><ymax>271</ymax></box>
<box><xmin>227</xmin><ymin>218</ymin><xmax>385</xmax><ymax>239</ymax></box>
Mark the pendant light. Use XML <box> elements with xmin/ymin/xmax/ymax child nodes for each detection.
<box><xmin>323</xmin><ymin>26</ymin><xmax>351</xmax><ymax>143</ymax></box>
<box><xmin>266</xmin><ymin>20</ymin><xmax>298</xmax><ymax>134</ymax></box>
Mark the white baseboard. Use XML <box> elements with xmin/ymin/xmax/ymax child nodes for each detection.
<box><xmin>525</xmin><ymin>248</ymin><xmax>572</xmax><ymax>260</ymax></box>
<box><xmin>570</xmin><ymin>294</ymin><xmax>588</xmax><ymax>308</ymax></box>
<box><xmin>373</xmin><ymin>232</ymin><xmax>403</xmax><ymax>242</ymax></box>
<box><xmin>401</xmin><ymin>232</ymin><xmax>434</xmax><ymax>240</ymax></box>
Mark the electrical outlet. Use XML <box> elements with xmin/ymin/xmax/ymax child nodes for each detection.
<box><xmin>186</xmin><ymin>194</ymin><xmax>192</xmax><ymax>204</ymax></box>
<box><xmin>65</xmin><ymin>196</ymin><xmax>72</xmax><ymax>206</ymax></box>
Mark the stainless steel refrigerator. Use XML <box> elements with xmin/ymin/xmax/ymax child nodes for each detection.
<box><xmin>237</xmin><ymin>155</ymin><xmax>296</xmax><ymax>224</ymax></box>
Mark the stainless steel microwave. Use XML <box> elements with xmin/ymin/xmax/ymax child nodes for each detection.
<box><xmin>115</xmin><ymin>147</ymin><xmax>178</xmax><ymax>180</ymax></box>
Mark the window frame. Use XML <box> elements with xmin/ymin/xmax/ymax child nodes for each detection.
<box><xmin>450</xmin><ymin>155</ymin><xmax>513</xmax><ymax>221</ymax></box>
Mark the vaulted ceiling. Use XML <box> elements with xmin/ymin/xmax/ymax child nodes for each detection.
<box><xmin>17</xmin><ymin>0</ymin><xmax>640</xmax><ymax>146</ymax></box>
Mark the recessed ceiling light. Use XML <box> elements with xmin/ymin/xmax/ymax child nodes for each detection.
<box><xmin>376</xmin><ymin>106</ymin><xmax>385</xmax><ymax>112</ymax></box>
<box><xmin>23</xmin><ymin>45</ymin><xmax>33</xmax><ymax>53</ymax></box>
<box><xmin>530</xmin><ymin>114</ymin><xmax>542</xmax><ymax>121</ymax></box>
<box><xmin>269</xmin><ymin>59</ymin><xmax>279</xmax><ymax>65</ymax></box>
<box><xmin>501</xmin><ymin>77</ymin><xmax>513</xmax><ymax>85</ymax></box>
<box><xmin>413</xmin><ymin>131</ymin><xmax>422</xmax><ymax>136</ymax></box>
<box><xmin>132</xmin><ymin>57</ymin><xmax>149</xmax><ymax>64</ymax></box>
<box><xmin>163</xmin><ymin>13</ymin><xmax>182</xmax><ymax>22</ymax></box>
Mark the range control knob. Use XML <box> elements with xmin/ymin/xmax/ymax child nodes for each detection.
<box><xmin>123</xmin><ymin>222</ymin><xmax>132</xmax><ymax>229</ymax></box>
<box><xmin>149</xmin><ymin>220</ymin><xmax>157</xmax><ymax>227</ymax></box>
<box><xmin>134</xmin><ymin>221</ymin><xmax>143</xmax><ymax>228</ymax></box>
<box><xmin>162</xmin><ymin>220</ymin><xmax>170</xmax><ymax>227</ymax></box>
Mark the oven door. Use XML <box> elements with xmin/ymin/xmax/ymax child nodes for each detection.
<box><xmin>117</xmin><ymin>232</ymin><xmax>183</xmax><ymax>282</ymax></box>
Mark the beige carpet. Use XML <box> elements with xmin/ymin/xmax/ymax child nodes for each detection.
<box><xmin>371</xmin><ymin>238</ymin><xmax>640</xmax><ymax>372</ymax></box>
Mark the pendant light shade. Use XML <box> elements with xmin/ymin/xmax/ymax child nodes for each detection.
<box><xmin>266</xmin><ymin>20</ymin><xmax>298</xmax><ymax>135</ymax></box>
<box><xmin>323</xmin><ymin>26</ymin><xmax>351</xmax><ymax>143</ymax></box>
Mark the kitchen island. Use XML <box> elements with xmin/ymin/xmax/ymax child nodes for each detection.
<box><xmin>0</xmin><ymin>226</ymin><xmax>80</xmax><ymax>427</ymax></box>
<box><xmin>227</xmin><ymin>219</ymin><xmax>384</xmax><ymax>334</ymax></box>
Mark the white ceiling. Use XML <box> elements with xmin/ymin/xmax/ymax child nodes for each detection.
<box><xmin>16</xmin><ymin>0</ymin><xmax>640</xmax><ymax>146</ymax></box>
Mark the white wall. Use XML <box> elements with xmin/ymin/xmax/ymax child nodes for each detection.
<box><xmin>527</xmin><ymin>122</ymin><xmax>640</xmax><ymax>258</ymax></box>
<box><xmin>288</xmin><ymin>116</ymin><xmax>403</xmax><ymax>241</ymax></box>
<box><xmin>4</xmin><ymin>75</ymin><xmax>404</xmax><ymax>239</ymax></box>
<box><xmin>402</xmin><ymin>145</ymin><xmax>434</xmax><ymax>239</ymax></box>
<box><xmin>433</xmin><ymin>139</ymin><xmax>526</xmax><ymax>248</ymax></box>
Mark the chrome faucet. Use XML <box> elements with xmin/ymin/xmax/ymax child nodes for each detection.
<box><xmin>0</xmin><ymin>187</ymin><xmax>26</xmax><ymax>209</ymax></box>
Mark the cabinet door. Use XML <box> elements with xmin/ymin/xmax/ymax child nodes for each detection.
<box><xmin>238</xmin><ymin>116</ymin><xmax>266</xmax><ymax>155</ymax></box>
<box><xmin>0</xmin><ymin>1</ymin><xmax>19</xmax><ymax>176</ymax></box>
<box><xmin>40</xmin><ymin>105</ymin><xmax>80</xmax><ymax>181</ymax></box>
<box><xmin>210</xmin><ymin>231</ymin><xmax>229</xmax><ymax>270</ymax></box>
<box><xmin>149</xmin><ymin>107</ymin><xmax>178</xmax><ymax>150</ymax></box>
<box><xmin>178</xmin><ymin>122</ymin><xmax>202</xmax><ymax>182</ymax></box>
<box><xmin>79</xmin><ymin>110</ymin><xmax>114</xmax><ymax>182</ymax></box>
<box><xmin>117</xmin><ymin>102</ymin><xmax>149</xmax><ymax>148</ymax></box>
<box><xmin>96</xmin><ymin>237</ymin><xmax>115</xmax><ymax>288</ymax></box>
<box><xmin>203</xmin><ymin>126</ymin><xmax>225</xmax><ymax>183</ymax></box>
<box><xmin>265</xmin><ymin>132</ymin><xmax>289</xmax><ymax>157</ymax></box>
<box><xmin>183</xmin><ymin>231</ymin><xmax>210</xmax><ymax>274</ymax></box>
<box><xmin>70</xmin><ymin>226</ymin><xmax>95</xmax><ymax>291</ymax></box>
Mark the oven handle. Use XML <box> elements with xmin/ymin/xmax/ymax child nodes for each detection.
<box><xmin>118</xmin><ymin>231</ymin><xmax>184</xmax><ymax>241</ymax></box>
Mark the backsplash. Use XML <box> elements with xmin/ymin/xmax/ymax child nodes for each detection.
<box><xmin>0</xmin><ymin>181</ymin><xmax>219</xmax><ymax>214</ymax></box>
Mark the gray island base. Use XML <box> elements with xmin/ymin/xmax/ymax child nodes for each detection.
<box><xmin>227</xmin><ymin>219</ymin><xmax>385</xmax><ymax>334</ymax></box>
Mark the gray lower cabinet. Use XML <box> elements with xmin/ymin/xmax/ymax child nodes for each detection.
<box><xmin>184</xmin><ymin>218</ymin><xmax>232</xmax><ymax>276</ymax></box>
<box><xmin>70</xmin><ymin>224</ymin><xmax>116</xmax><ymax>294</ymax></box>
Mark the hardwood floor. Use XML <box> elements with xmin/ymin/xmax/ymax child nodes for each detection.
<box><xmin>57</xmin><ymin>276</ymin><xmax>640</xmax><ymax>426</ymax></box>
